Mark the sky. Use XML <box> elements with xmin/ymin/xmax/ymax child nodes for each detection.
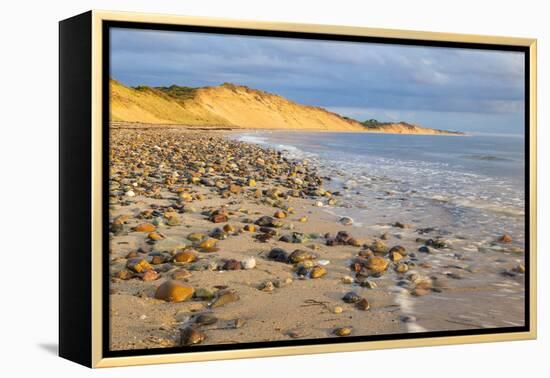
<box><xmin>111</xmin><ymin>28</ymin><xmax>525</xmax><ymax>134</ymax></box>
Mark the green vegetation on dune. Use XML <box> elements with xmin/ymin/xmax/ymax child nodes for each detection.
<box><xmin>361</xmin><ymin>119</ymin><xmax>411</xmax><ymax>129</ymax></box>
<box><xmin>155</xmin><ymin>85</ymin><xmax>198</xmax><ymax>100</ymax></box>
<box><xmin>132</xmin><ymin>84</ymin><xmax>198</xmax><ymax>101</ymax></box>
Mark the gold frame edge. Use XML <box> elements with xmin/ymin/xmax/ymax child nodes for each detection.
<box><xmin>89</xmin><ymin>9</ymin><xmax>537</xmax><ymax>368</ymax></box>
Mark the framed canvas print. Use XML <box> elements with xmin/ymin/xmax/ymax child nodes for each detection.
<box><xmin>59</xmin><ymin>10</ymin><xmax>537</xmax><ymax>368</ymax></box>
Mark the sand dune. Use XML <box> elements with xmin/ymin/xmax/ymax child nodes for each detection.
<box><xmin>110</xmin><ymin>79</ymin><xmax>461</xmax><ymax>135</ymax></box>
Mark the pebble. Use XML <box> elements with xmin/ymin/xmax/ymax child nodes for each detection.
<box><xmin>180</xmin><ymin>327</ymin><xmax>206</xmax><ymax>346</ymax></box>
<box><xmin>332</xmin><ymin>306</ymin><xmax>343</xmax><ymax>314</ymax></box>
<box><xmin>370</xmin><ymin>240</ymin><xmax>389</xmax><ymax>254</ymax></box>
<box><xmin>342</xmin><ymin>276</ymin><xmax>354</xmax><ymax>284</ymax></box>
<box><xmin>259</xmin><ymin>281</ymin><xmax>275</xmax><ymax>292</ymax></box>
<box><xmin>356</xmin><ymin>298</ymin><xmax>370</xmax><ymax>311</ymax></box>
<box><xmin>154</xmin><ymin>280</ymin><xmax>194</xmax><ymax>302</ymax></box>
<box><xmin>401</xmin><ymin>315</ymin><xmax>417</xmax><ymax>323</ymax></box>
<box><xmin>141</xmin><ymin>270</ymin><xmax>160</xmax><ymax>281</ymax></box>
<box><xmin>173</xmin><ymin>251</ymin><xmax>197</xmax><ymax>263</ymax></box>
<box><xmin>418</xmin><ymin>245</ymin><xmax>433</xmax><ymax>254</ymax></box>
<box><xmin>389</xmin><ymin>245</ymin><xmax>407</xmax><ymax>256</ymax></box>
<box><xmin>288</xmin><ymin>249</ymin><xmax>316</xmax><ymax>264</ymax></box>
<box><xmin>395</xmin><ymin>263</ymin><xmax>409</xmax><ymax>274</ymax></box>
<box><xmin>514</xmin><ymin>264</ymin><xmax>526</xmax><ymax>273</ymax></box>
<box><xmin>187</xmin><ymin>232</ymin><xmax>206</xmax><ymax>242</ymax></box>
<box><xmin>231</xmin><ymin>318</ymin><xmax>246</xmax><ymax>329</ymax></box>
<box><xmin>241</xmin><ymin>257</ymin><xmax>256</xmax><ymax>270</ymax></box>
<box><xmin>125</xmin><ymin>190</ymin><xmax>135</xmax><ymax>197</ymax></box>
<box><xmin>498</xmin><ymin>234</ymin><xmax>513</xmax><ymax>243</ymax></box>
<box><xmin>147</xmin><ymin>232</ymin><xmax>164</xmax><ymax>241</ymax></box>
<box><xmin>134</xmin><ymin>223</ymin><xmax>156</xmax><ymax>232</ymax></box>
<box><xmin>222</xmin><ymin>224</ymin><xmax>236</xmax><ymax>233</ymax></box>
<box><xmin>310</xmin><ymin>266</ymin><xmax>327</xmax><ymax>279</ymax></box>
<box><xmin>342</xmin><ymin>291</ymin><xmax>362</xmax><ymax>304</ymax></box>
<box><xmin>333</xmin><ymin>327</ymin><xmax>352</xmax><ymax>337</ymax></box>
<box><xmin>360</xmin><ymin>280</ymin><xmax>378</xmax><ymax>289</ymax></box>
<box><xmin>209</xmin><ymin>228</ymin><xmax>228</xmax><ymax>240</ymax></box>
<box><xmin>268</xmin><ymin>247</ymin><xmax>289</xmax><ymax>262</ymax></box>
<box><xmin>366</xmin><ymin>256</ymin><xmax>389</xmax><ymax>273</ymax></box>
<box><xmin>274</xmin><ymin>210</ymin><xmax>287</xmax><ymax>219</ymax></box>
<box><xmin>209</xmin><ymin>209</ymin><xmax>229</xmax><ymax>223</ymax></box>
<box><xmin>210</xmin><ymin>290</ymin><xmax>240</xmax><ymax>308</ymax></box>
<box><xmin>222</xmin><ymin>259</ymin><xmax>242</xmax><ymax>270</ymax></box>
<box><xmin>194</xmin><ymin>288</ymin><xmax>215</xmax><ymax>300</ymax></box>
<box><xmin>126</xmin><ymin>258</ymin><xmax>153</xmax><ymax>273</ymax></box>
<box><xmin>116</xmin><ymin>269</ymin><xmax>134</xmax><ymax>280</ymax></box>
<box><xmin>199</xmin><ymin>238</ymin><xmax>218</xmax><ymax>249</ymax></box>
<box><xmin>389</xmin><ymin>251</ymin><xmax>403</xmax><ymax>262</ymax></box>
<box><xmin>243</xmin><ymin>224</ymin><xmax>256</xmax><ymax>232</ymax></box>
<box><xmin>339</xmin><ymin>217</ymin><xmax>354</xmax><ymax>226</ymax></box>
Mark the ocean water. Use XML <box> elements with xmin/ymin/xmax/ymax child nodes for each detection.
<box><xmin>235</xmin><ymin>131</ymin><xmax>526</xmax><ymax>246</ymax></box>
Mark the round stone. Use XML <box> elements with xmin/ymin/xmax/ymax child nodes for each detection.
<box><xmin>310</xmin><ymin>266</ymin><xmax>327</xmax><ymax>279</ymax></box>
<box><xmin>134</xmin><ymin>223</ymin><xmax>156</xmax><ymax>232</ymax></box>
<box><xmin>174</xmin><ymin>251</ymin><xmax>197</xmax><ymax>263</ymax></box>
<box><xmin>366</xmin><ymin>256</ymin><xmax>389</xmax><ymax>273</ymax></box>
<box><xmin>155</xmin><ymin>280</ymin><xmax>194</xmax><ymax>302</ymax></box>
<box><xmin>334</xmin><ymin>327</ymin><xmax>352</xmax><ymax>337</ymax></box>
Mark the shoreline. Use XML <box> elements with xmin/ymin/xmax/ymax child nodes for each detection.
<box><xmin>108</xmin><ymin>128</ymin><xmax>524</xmax><ymax>351</ymax></box>
<box><xmin>110</xmin><ymin>121</ymin><xmax>466</xmax><ymax>136</ymax></box>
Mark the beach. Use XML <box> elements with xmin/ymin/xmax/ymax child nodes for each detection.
<box><xmin>108</xmin><ymin>127</ymin><xmax>525</xmax><ymax>351</ymax></box>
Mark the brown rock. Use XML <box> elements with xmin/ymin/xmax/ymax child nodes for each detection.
<box><xmin>150</xmin><ymin>255</ymin><xmax>165</xmax><ymax>265</ymax></box>
<box><xmin>389</xmin><ymin>245</ymin><xmax>407</xmax><ymax>256</ymax></box>
<box><xmin>243</xmin><ymin>224</ymin><xmax>256</xmax><ymax>232</ymax></box>
<box><xmin>333</xmin><ymin>327</ymin><xmax>352</xmax><ymax>337</ymax></box>
<box><xmin>310</xmin><ymin>266</ymin><xmax>327</xmax><ymax>279</ymax></box>
<box><xmin>222</xmin><ymin>259</ymin><xmax>242</xmax><ymax>270</ymax></box>
<box><xmin>210</xmin><ymin>290</ymin><xmax>240</xmax><ymax>308</ymax></box>
<box><xmin>498</xmin><ymin>234</ymin><xmax>513</xmax><ymax>243</ymax></box>
<box><xmin>187</xmin><ymin>232</ymin><xmax>207</xmax><ymax>242</ymax></box>
<box><xmin>148</xmin><ymin>232</ymin><xmax>164</xmax><ymax>241</ymax></box>
<box><xmin>179</xmin><ymin>192</ymin><xmax>193</xmax><ymax>202</ymax></box>
<box><xmin>134</xmin><ymin>223</ymin><xmax>156</xmax><ymax>232</ymax></box>
<box><xmin>223</xmin><ymin>224</ymin><xmax>235</xmax><ymax>233</ymax></box>
<box><xmin>389</xmin><ymin>251</ymin><xmax>403</xmax><ymax>262</ymax></box>
<box><xmin>155</xmin><ymin>280</ymin><xmax>194</xmax><ymax>302</ymax></box>
<box><xmin>366</xmin><ymin>256</ymin><xmax>389</xmax><ymax>273</ymax></box>
<box><xmin>180</xmin><ymin>327</ymin><xmax>205</xmax><ymax>346</ymax></box>
<box><xmin>199</xmin><ymin>238</ymin><xmax>218</xmax><ymax>250</ymax></box>
<box><xmin>274</xmin><ymin>210</ymin><xmax>287</xmax><ymax>219</ymax></box>
<box><xmin>395</xmin><ymin>263</ymin><xmax>409</xmax><ymax>273</ymax></box>
<box><xmin>209</xmin><ymin>209</ymin><xmax>228</xmax><ymax>223</ymax></box>
<box><xmin>141</xmin><ymin>270</ymin><xmax>160</xmax><ymax>282</ymax></box>
<box><xmin>126</xmin><ymin>258</ymin><xmax>153</xmax><ymax>273</ymax></box>
<box><xmin>229</xmin><ymin>184</ymin><xmax>242</xmax><ymax>194</ymax></box>
<box><xmin>356</xmin><ymin>298</ymin><xmax>370</xmax><ymax>311</ymax></box>
<box><xmin>116</xmin><ymin>269</ymin><xmax>134</xmax><ymax>280</ymax></box>
<box><xmin>174</xmin><ymin>251</ymin><xmax>197</xmax><ymax>263</ymax></box>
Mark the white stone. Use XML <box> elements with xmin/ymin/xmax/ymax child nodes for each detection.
<box><xmin>242</xmin><ymin>257</ymin><xmax>256</xmax><ymax>270</ymax></box>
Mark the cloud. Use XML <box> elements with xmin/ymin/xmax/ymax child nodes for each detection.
<box><xmin>110</xmin><ymin>27</ymin><xmax>525</xmax><ymax>132</ymax></box>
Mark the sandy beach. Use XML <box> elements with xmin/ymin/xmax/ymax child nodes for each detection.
<box><xmin>108</xmin><ymin>127</ymin><xmax>525</xmax><ymax>351</ymax></box>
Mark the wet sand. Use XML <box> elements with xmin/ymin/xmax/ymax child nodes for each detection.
<box><xmin>108</xmin><ymin>128</ymin><xmax>525</xmax><ymax>351</ymax></box>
